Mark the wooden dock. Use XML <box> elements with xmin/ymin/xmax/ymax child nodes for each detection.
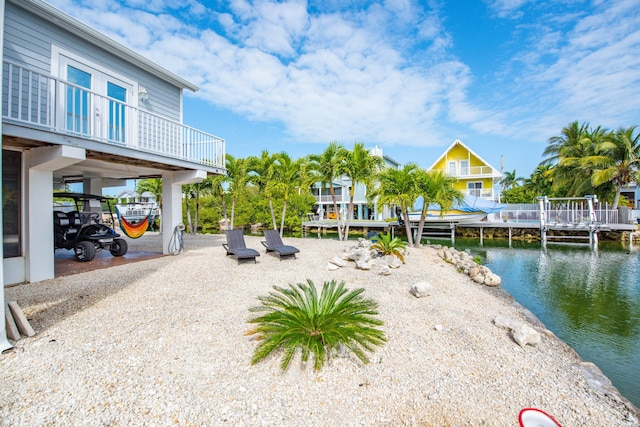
<box><xmin>301</xmin><ymin>219</ymin><xmax>399</xmax><ymax>238</ymax></box>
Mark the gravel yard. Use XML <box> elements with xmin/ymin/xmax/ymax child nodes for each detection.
<box><xmin>2</xmin><ymin>233</ymin><xmax>639</xmax><ymax>426</ymax></box>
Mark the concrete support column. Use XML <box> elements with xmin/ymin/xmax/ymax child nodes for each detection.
<box><xmin>161</xmin><ymin>170</ymin><xmax>206</xmax><ymax>254</ymax></box>
<box><xmin>26</xmin><ymin>146</ymin><xmax>85</xmax><ymax>283</ymax></box>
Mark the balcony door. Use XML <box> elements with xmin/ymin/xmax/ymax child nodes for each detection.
<box><xmin>54</xmin><ymin>47</ymin><xmax>134</xmax><ymax>144</ymax></box>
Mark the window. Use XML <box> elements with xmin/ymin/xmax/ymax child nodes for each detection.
<box><xmin>468</xmin><ymin>182</ymin><xmax>482</xmax><ymax>197</ymax></box>
<box><xmin>66</xmin><ymin>65</ymin><xmax>91</xmax><ymax>135</ymax></box>
<box><xmin>3</xmin><ymin>150</ymin><xmax>22</xmax><ymax>258</ymax></box>
<box><xmin>460</xmin><ymin>160</ymin><xmax>469</xmax><ymax>176</ymax></box>
<box><xmin>447</xmin><ymin>161</ymin><xmax>457</xmax><ymax>176</ymax></box>
<box><xmin>53</xmin><ymin>46</ymin><xmax>134</xmax><ymax>144</ymax></box>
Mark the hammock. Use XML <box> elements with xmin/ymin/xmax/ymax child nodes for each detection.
<box><xmin>115</xmin><ymin>207</ymin><xmax>152</xmax><ymax>239</ymax></box>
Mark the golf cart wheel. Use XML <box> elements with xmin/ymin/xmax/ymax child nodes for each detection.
<box><xmin>110</xmin><ymin>238</ymin><xmax>128</xmax><ymax>257</ymax></box>
<box><xmin>75</xmin><ymin>241</ymin><xmax>96</xmax><ymax>262</ymax></box>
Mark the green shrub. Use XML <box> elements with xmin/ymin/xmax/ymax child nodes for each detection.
<box><xmin>246</xmin><ymin>279</ymin><xmax>387</xmax><ymax>370</ymax></box>
<box><xmin>370</xmin><ymin>232</ymin><xmax>407</xmax><ymax>263</ymax></box>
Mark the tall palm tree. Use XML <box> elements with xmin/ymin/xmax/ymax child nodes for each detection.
<box><xmin>183</xmin><ymin>178</ymin><xmax>213</xmax><ymax>234</ymax></box>
<box><xmin>543</xmin><ymin>121</ymin><xmax>602</xmax><ymax>197</ymax></box>
<box><xmin>210</xmin><ymin>173</ymin><xmax>228</xmax><ymax>228</ymax></box>
<box><xmin>307</xmin><ymin>142</ymin><xmax>348</xmax><ymax>241</ymax></box>
<box><xmin>414</xmin><ymin>169</ymin><xmax>463</xmax><ymax>246</ymax></box>
<box><xmin>248</xmin><ymin>150</ymin><xmax>278</xmax><ymax>230</ymax></box>
<box><xmin>225</xmin><ymin>154</ymin><xmax>250</xmax><ymax>230</ymax></box>
<box><xmin>136</xmin><ymin>178</ymin><xmax>162</xmax><ymax>233</ymax></box>
<box><xmin>589</xmin><ymin>126</ymin><xmax>640</xmax><ymax>209</ymax></box>
<box><xmin>270</xmin><ymin>152</ymin><xmax>307</xmax><ymax>236</ymax></box>
<box><xmin>523</xmin><ymin>164</ymin><xmax>554</xmax><ymax>198</ymax></box>
<box><xmin>369</xmin><ymin>163</ymin><xmax>419</xmax><ymax>246</ymax></box>
<box><xmin>342</xmin><ymin>142</ymin><xmax>384</xmax><ymax>240</ymax></box>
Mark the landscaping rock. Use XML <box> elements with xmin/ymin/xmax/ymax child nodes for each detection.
<box><xmin>410</xmin><ymin>281</ymin><xmax>433</xmax><ymax>298</ymax></box>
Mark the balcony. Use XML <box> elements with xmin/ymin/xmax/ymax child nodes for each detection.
<box><xmin>2</xmin><ymin>61</ymin><xmax>225</xmax><ymax>170</ymax></box>
<box><xmin>433</xmin><ymin>165</ymin><xmax>495</xmax><ymax>178</ymax></box>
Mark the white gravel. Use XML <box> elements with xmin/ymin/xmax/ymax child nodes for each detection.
<box><xmin>2</xmin><ymin>233</ymin><xmax>639</xmax><ymax>426</ymax></box>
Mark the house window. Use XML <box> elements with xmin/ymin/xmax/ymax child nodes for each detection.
<box><xmin>66</xmin><ymin>65</ymin><xmax>91</xmax><ymax>135</ymax></box>
<box><xmin>468</xmin><ymin>182</ymin><xmax>482</xmax><ymax>197</ymax></box>
<box><xmin>460</xmin><ymin>160</ymin><xmax>469</xmax><ymax>176</ymax></box>
<box><xmin>447</xmin><ymin>161</ymin><xmax>457</xmax><ymax>176</ymax></box>
<box><xmin>3</xmin><ymin>150</ymin><xmax>22</xmax><ymax>258</ymax></box>
<box><xmin>53</xmin><ymin>46</ymin><xmax>134</xmax><ymax>144</ymax></box>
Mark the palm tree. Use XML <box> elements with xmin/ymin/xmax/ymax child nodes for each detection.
<box><xmin>136</xmin><ymin>178</ymin><xmax>162</xmax><ymax>208</ymax></box>
<box><xmin>136</xmin><ymin>178</ymin><xmax>162</xmax><ymax>232</ymax></box>
<box><xmin>523</xmin><ymin>164</ymin><xmax>554</xmax><ymax>198</ymax></box>
<box><xmin>590</xmin><ymin>126</ymin><xmax>640</xmax><ymax>209</ymax></box>
<box><xmin>248</xmin><ymin>150</ymin><xmax>278</xmax><ymax>230</ymax></box>
<box><xmin>342</xmin><ymin>142</ymin><xmax>384</xmax><ymax>240</ymax></box>
<box><xmin>183</xmin><ymin>178</ymin><xmax>213</xmax><ymax>234</ymax></box>
<box><xmin>369</xmin><ymin>163</ymin><xmax>419</xmax><ymax>246</ymax></box>
<box><xmin>210</xmin><ymin>173</ymin><xmax>228</xmax><ymax>229</ymax></box>
<box><xmin>414</xmin><ymin>169</ymin><xmax>463</xmax><ymax>246</ymax></box>
<box><xmin>307</xmin><ymin>142</ymin><xmax>348</xmax><ymax>241</ymax></box>
<box><xmin>270</xmin><ymin>152</ymin><xmax>307</xmax><ymax>236</ymax></box>
<box><xmin>543</xmin><ymin>121</ymin><xmax>603</xmax><ymax>197</ymax></box>
<box><xmin>225</xmin><ymin>154</ymin><xmax>250</xmax><ymax>230</ymax></box>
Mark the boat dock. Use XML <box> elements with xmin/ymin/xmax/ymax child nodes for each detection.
<box><xmin>301</xmin><ymin>219</ymin><xmax>399</xmax><ymax>238</ymax></box>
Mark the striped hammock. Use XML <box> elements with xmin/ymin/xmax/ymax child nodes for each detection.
<box><xmin>115</xmin><ymin>207</ymin><xmax>152</xmax><ymax>239</ymax></box>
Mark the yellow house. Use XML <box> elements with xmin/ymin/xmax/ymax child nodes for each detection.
<box><xmin>428</xmin><ymin>139</ymin><xmax>502</xmax><ymax>200</ymax></box>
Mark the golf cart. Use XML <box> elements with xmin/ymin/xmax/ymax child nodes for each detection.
<box><xmin>53</xmin><ymin>192</ymin><xmax>128</xmax><ymax>262</ymax></box>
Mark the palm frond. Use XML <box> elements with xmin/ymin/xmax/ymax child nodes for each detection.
<box><xmin>247</xmin><ymin>280</ymin><xmax>386</xmax><ymax>370</ymax></box>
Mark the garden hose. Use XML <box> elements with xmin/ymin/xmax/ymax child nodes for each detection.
<box><xmin>168</xmin><ymin>223</ymin><xmax>185</xmax><ymax>255</ymax></box>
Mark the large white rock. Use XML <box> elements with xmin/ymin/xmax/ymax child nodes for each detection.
<box><xmin>484</xmin><ymin>273</ymin><xmax>502</xmax><ymax>287</ymax></box>
<box><xmin>410</xmin><ymin>282</ymin><xmax>433</xmax><ymax>298</ymax></box>
<box><xmin>383</xmin><ymin>254</ymin><xmax>403</xmax><ymax>268</ymax></box>
<box><xmin>512</xmin><ymin>324</ymin><xmax>542</xmax><ymax>347</ymax></box>
<box><xmin>328</xmin><ymin>256</ymin><xmax>347</xmax><ymax>267</ymax></box>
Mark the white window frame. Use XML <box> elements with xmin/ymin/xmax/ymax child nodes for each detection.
<box><xmin>447</xmin><ymin>161</ymin><xmax>457</xmax><ymax>176</ymax></box>
<box><xmin>467</xmin><ymin>181</ymin><xmax>482</xmax><ymax>197</ymax></box>
<box><xmin>51</xmin><ymin>46</ymin><xmax>138</xmax><ymax>144</ymax></box>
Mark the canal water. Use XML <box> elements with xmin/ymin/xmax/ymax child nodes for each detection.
<box><xmin>447</xmin><ymin>238</ymin><xmax>640</xmax><ymax>408</ymax></box>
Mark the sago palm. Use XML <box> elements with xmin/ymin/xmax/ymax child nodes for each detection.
<box><xmin>370</xmin><ymin>232</ymin><xmax>407</xmax><ymax>263</ymax></box>
<box><xmin>246</xmin><ymin>279</ymin><xmax>387</xmax><ymax>371</ymax></box>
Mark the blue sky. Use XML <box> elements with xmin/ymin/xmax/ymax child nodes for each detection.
<box><xmin>51</xmin><ymin>0</ymin><xmax>640</xmax><ymax>179</ymax></box>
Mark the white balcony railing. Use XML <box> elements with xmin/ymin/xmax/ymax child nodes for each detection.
<box><xmin>2</xmin><ymin>61</ymin><xmax>225</xmax><ymax>169</ymax></box>
<box><xmin>433</xmin><ymin>165</ymin><xmax>495</xmax><ymax>177</ymax></box>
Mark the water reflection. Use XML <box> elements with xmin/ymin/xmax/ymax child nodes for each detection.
<box><xmin>451</xmin><ymin>239</ymin><xmax>640</xmax><ymax>408</ymax></box>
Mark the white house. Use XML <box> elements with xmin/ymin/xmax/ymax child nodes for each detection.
<box><xmin>1</xmin><ymin>0</ymin><xmax>225</xmax><ymax>350</ymax></box>
<box><xmin>310</xmin><ymin>146</ymin><xmax>401</xmax><ymax>220</ymax></box>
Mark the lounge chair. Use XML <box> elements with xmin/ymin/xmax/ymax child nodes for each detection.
<box><xmin>261</xmin><ymin>229</ymin><xmax>300</xmax><ymax>260</ymax></box>
<box><xmin>223</xmin><ymin>229</ymin><xmax>260</xmax><ymax>264</ymax></box>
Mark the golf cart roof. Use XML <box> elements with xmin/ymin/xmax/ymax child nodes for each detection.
<box><xmin>53</xmin><ymin>192</ymin><xmax>113</xmax><ymax>202</ymax></box>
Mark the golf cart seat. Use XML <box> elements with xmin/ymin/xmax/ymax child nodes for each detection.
<box><xmin>53</xmin><ymin>211</ymin><xmax>79</xmax><ymax>244</ymax></box>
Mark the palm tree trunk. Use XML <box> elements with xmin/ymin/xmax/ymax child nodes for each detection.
<box><xmin>194</xmin><ymin>194</ymin><xmax>200</xmax><ymax>235</ymax></box>
<box><xmin>231</xmin><ymin>198</ymin><xmax>236</xmax><ymax>230</ymax></box>
<box><xmin>403</xmin><ymin>210</ymin><xmax>414</xmax><ymax>246</ymax></box>
<box><xmin>415</xmin><ymin>205</ymin><xmax>429</xmax><ymax>247</ymax></box>
<box><xmin>279</xmin><ymin>199</ymin><xmax>288</xmax><ymax>237</ymax></box>
<box><xmin>186</xmin><ymin>195</ymin><xmax>194</xmax><ymax>234</ymax></box>
<box><xmin>613</xmin><ymin>186</ymin><xmax>622</xmax><ymax>210</ymax></box>
<box><xmin>269</xmin><ymin>198</ymin><xmax>277</xmax><ymax>229</ymax></box>
<box><xmin>329</xmin><ymin>185</ymin><xmax>343</xmax><ymax>241</ymax></box>
<box><xmin>344</xmin><ymin>196</ymin><xmax>354</xmax><ymax>241</ymax></box>
<box><xmin>222</xmin><ymin>194</ymin><xmax>229</xmax><ymax>230</ymax></box>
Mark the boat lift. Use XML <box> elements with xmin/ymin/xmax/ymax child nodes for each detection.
<box><xmin>537</xmin><ymin>195</ymin><xmax>602</xmax><ymax>248</ymax></box>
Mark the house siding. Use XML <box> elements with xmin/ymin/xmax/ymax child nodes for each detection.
<box><xmin>4</xmin><ymin>2</ymin><xmax>181</xmax><ymax>122</ymax></box>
